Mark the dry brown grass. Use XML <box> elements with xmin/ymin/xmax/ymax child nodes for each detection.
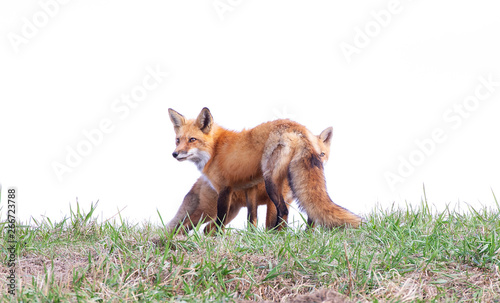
<box><xmin>1</xmin><ymin>201</ymin><xmax>499</xmax><ymax>302</ymax></box>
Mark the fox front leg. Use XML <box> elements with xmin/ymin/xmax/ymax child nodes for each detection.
<box><xmin>216</xmin><ymin>186</ymin><xmax>232</xmax><ymax>230</ymax></box>
<box><xmin>306</xmin><ymin>217</ymin><xmax>316</xmax><ymax>230</ymax></box>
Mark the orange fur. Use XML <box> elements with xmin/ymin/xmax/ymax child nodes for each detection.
<box><xmin>166</xmin><ymin>128</ymin><xmax>333</xmax><ymax>233</ymax></box>
<box><xmin>168</xmin><ymin>107</ymin><xmax>362</xmax><ymax>230</ymax></box>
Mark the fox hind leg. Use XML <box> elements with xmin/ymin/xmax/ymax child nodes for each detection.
<box><xmin>245</xmin><ymin>187</ymin><xmax>258</xmax><ymax>227</ymax></box>
<box><xmin>263</xmin><ymin>144</ymin><xmax>292</xmax><ymax>230</ymax></box>
<box><xmin>264</xmin><ymin>178</ymin><xmax>288</xmax><ymax>230</ymax></box>
<box><xmin>262</xmin><ymin>144</ymin><xmax>293</xmax><ymax>230</ymax></box>
<box><xmin>265</xmin><ymin>199</ymin><xmax>278</xmax><ymax>229</ymax></box>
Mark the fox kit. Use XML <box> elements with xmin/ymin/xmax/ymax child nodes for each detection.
<box><xmin>166</xmin><ymin>127</ymin><xmax>334</xmax><ymax>233</ymax></box>
<box><xmin>168</xmin><ymin>107</ymin><xmax>362</xmax><ymax>230</ymax></box>
<box><xmin>167</xmin><ymin>180</ymin><xmax>274</xmax><ymax>234</ymax></box>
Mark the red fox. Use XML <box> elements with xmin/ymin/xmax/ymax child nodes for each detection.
<box><xmin>166</xmin><ymin>127</ymin><xmax>334</xmax><ymax>234</ymax></box>
<box><xmin>168</xmin><ymin>107</ymin><xmax>362</xmax><ymax>230</ymax></box>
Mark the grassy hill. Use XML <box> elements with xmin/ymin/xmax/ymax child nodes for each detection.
<box><xmin>1</xmin><ymin>198</ymin><xmax>499</xmax><ymax>302</ymax></box>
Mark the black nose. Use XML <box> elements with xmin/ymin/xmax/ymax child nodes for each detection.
<box><xmin>172</xmin><ymin>152</ymin><xmax>178</xmax><ymax>158</ymax></box>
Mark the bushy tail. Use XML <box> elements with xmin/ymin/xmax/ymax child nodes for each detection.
<box><xmin>287</xmin><ymin>148</ymin><xmax>362</xmax><ymax>228</ymax></box>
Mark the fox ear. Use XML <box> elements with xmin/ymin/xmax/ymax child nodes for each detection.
<box><xmin>319</xmin><ymin>127</ymin><xmax>333</xmax><ymax>146</ymax></box>
<box><xmin>168</xmin><ymin>108</ymin><xmax>186</xmax><ymax>130</ymax></box>
<box><xmin>196</xmin><ymin>107</ymin><xmax>213</xmax><ymax>134</ymax></box>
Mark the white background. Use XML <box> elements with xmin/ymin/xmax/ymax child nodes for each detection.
<box><xmin>1</xmin><ymin>0</ymin><xmax>499</xmax><ymax>228</ymax></box>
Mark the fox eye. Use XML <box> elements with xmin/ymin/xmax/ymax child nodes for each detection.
<box><xmin>175</xmin><ymin>138</ymin><xmax>180</xmax><ymax>144</ymax></box>
<box><xmin>189</xmin><ymin>137</ymin><xmax>197</xmax><ymax>143</ymax></box>
<box><xmin>319</xmin><ymin>152</ymin><xmax>325</xmax><ymax>157</ymax></box>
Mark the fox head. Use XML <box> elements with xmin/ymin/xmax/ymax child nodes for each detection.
<box><xmin>317</xmin><ymin>126</ymin><xmax>333</xmax><ymax>164</ymax></box>
<box><xmin>168</xmin><ymin>107</ymin><xmax>215</xmax><ymax>171</ymax></box>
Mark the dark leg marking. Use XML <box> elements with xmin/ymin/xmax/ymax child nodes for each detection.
<box><xmin>265</xmin><ymin>178</ymin><xmax>288</xmax><ymax>229</ymax></box>
<box><xmin>216</xmin><ymin>187</ymin><xmax>232</xmax><ymax>229</ymax></box>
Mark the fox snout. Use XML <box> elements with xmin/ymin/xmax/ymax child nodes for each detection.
<box><xmin>172</xmin><ymin>149</ymin><xmax>190</xmax><ymax>161</ymax></box>
<box><xmin>172</xmin><ymin>150</ymin><xmax>186</xmax><ymax>160</ymax></box>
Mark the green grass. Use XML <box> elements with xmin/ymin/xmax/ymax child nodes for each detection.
<box><xmin>1</xmin><ymin>197</ymin><xmax>499</xmax><ymax>302</ymax></box>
